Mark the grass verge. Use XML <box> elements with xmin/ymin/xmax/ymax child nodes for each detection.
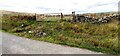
<box><xmin>1</xmin><ymin>15</ymin><xmax>120</xmax><ymax>54</ymax></box>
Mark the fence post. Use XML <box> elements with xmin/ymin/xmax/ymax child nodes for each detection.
<box><xmin>35</xmin><ymin>13</ymin><xmax>36</xmax><ymax>20</ymax></box>
<box><xmin>72</xmin><ymin>11</ymin><xmax>76</xmax><ymax>22</ymax></box>
<box><xmin>60</xmin><ymin>13</ymin><xmax>63</xmax><ymax>21</ymax></box>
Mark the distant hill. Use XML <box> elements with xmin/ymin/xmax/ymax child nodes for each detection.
<box><xmin>0</xmin><ymin>10</ymin><xmax>36</xmax><ymax>16</ymax></box>
<box><xmin>0</xmin><ymin>10</ymin><xmax>118</xmax><ymax>15</ymax></box>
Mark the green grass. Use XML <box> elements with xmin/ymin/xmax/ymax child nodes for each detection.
<box><xmin>37</xmin><ymin>16</ymin><xmax>71</xmax><ymax>22</ymax></box>
<box><xmin>1</xmin><ymin>14</ymin><xmax>120</xmax><ymax>54</ymax></box>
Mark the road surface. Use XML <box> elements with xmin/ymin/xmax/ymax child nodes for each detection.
<box><xmin>1</xmin><ymin>31</ymin><xmax>102</xmax><ymax>54</ymax></box>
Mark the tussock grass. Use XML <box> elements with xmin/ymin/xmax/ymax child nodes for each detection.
<box><xmin>2</xmin><ymin>14</ymin><xmax>119</xmax><ymax>54</ymax></box>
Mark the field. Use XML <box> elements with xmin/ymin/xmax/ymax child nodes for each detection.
<box><xmin>1</xmin><ymin>11</ymin><xmax>120</xmax><ymax>54</ymax></box>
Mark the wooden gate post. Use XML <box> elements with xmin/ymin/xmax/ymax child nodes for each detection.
<box><xmin>35</xmin><ymin>13</ymin><xmax>36</xmax><ymax>20</ymax></box>
<box><xmin>60</xmin><ymin>12</ymin><xmax>63</xmax><ymax>21</ymax></box>
<box><xmin>72</xmin><ymin>11</ymin><xmax>76</xmax><ymax>22</ymax></box>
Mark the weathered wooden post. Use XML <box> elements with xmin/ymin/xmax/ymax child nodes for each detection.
<box><xmin>35</xmin><ymin>13</ymin><xmax>36</xmax><ymax>20</ymax></box>
<box><xmin>60</xmin><ymin>12</ymin><xmax>63</xmax><ymax>21</ymax></box>
<box><xmin>72</xmin><ymin>11</ymin><xmax>76</xmax><ymax>22</ymax></box>
<box><xmin>76</xmin><ymin>14</ymin><xmax>80</xmax><ymax>22</ymax></box>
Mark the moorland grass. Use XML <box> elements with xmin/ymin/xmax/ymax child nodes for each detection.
<box><xmin>2</xmin><ymin>15</ymin><xmax>120</xmax><ymax>54</ymax></box>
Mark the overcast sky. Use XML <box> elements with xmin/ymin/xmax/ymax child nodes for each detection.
<box><xmin>0</xmin><ymin>0</ymin><xmax>119</xmax><ymax>14</ymax></box>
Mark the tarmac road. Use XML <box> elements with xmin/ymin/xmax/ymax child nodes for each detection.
<box><xmin>1</xmin><ymin>31</ymin><xmax>102</xmax><ymax>54</ymax></box>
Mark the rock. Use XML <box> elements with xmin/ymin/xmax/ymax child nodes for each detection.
<box><xmin>101</xmin><ymin>20</ymin><xmax>108</xmax><ymax>23</ymax></box>
<box><xmin>16</xmin><ymin>28</ymin><xmax>24</xmax><ymax>32</ymax></box>
<box><xmin>20</xmin><ymin>24</ymin><xmax>28</xmax><ymax>28</ymax></box>
<box><xmin>28</xmin><ymin>31</ymin><xmax>33</xmax><ymax>33</ymax></box>
<box><xmin>43</xmin><ymin>32</ymin><xmax>47</xmax><ymax>36</ymax></box>
<box><xmin>21</xmin><ymin>24</ymin><xmax>24</xmax><ymax>27</ymax></box>
<box><xmin>98</xmin><ymin>18</ymin><xmax>102</xmax><ymax>21</ymax></box>
<box><xmin>36</xmin><ymin>32</ymin><xmax>47</xmax><ymax>37</ymax></box>
<box><xmin>24</xmin><ymin>32</ymin><xmax>27</xmax><ymax>33</ymax></box>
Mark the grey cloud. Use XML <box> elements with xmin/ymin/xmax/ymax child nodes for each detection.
<box><xmin>73</xmin><ymin>3</ymin><xmax>79</xmax><ymax>5</ymax></box>
<box><xmin>58</xmin><ymin>9</ymin><xmax>66</xmax><ymax>11</ymax></box>
<box><xmin>36</xmin><ymin>7</ymin><xmax>51</xmax><ymax>11</ymax></box>
<box><xmin>87</xmin><ymin>2</ymin><xmax>117</xmax><ymax>9</ymax></box>
<box><xmin>75</xmin><ymin>2</ymin><xmax>118</xmax><ymax>13</ymax></box>
<box><xmin>0</xmin><ymin>4</ymin><xmax>13</xmax><ymax>7</ymax></box>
